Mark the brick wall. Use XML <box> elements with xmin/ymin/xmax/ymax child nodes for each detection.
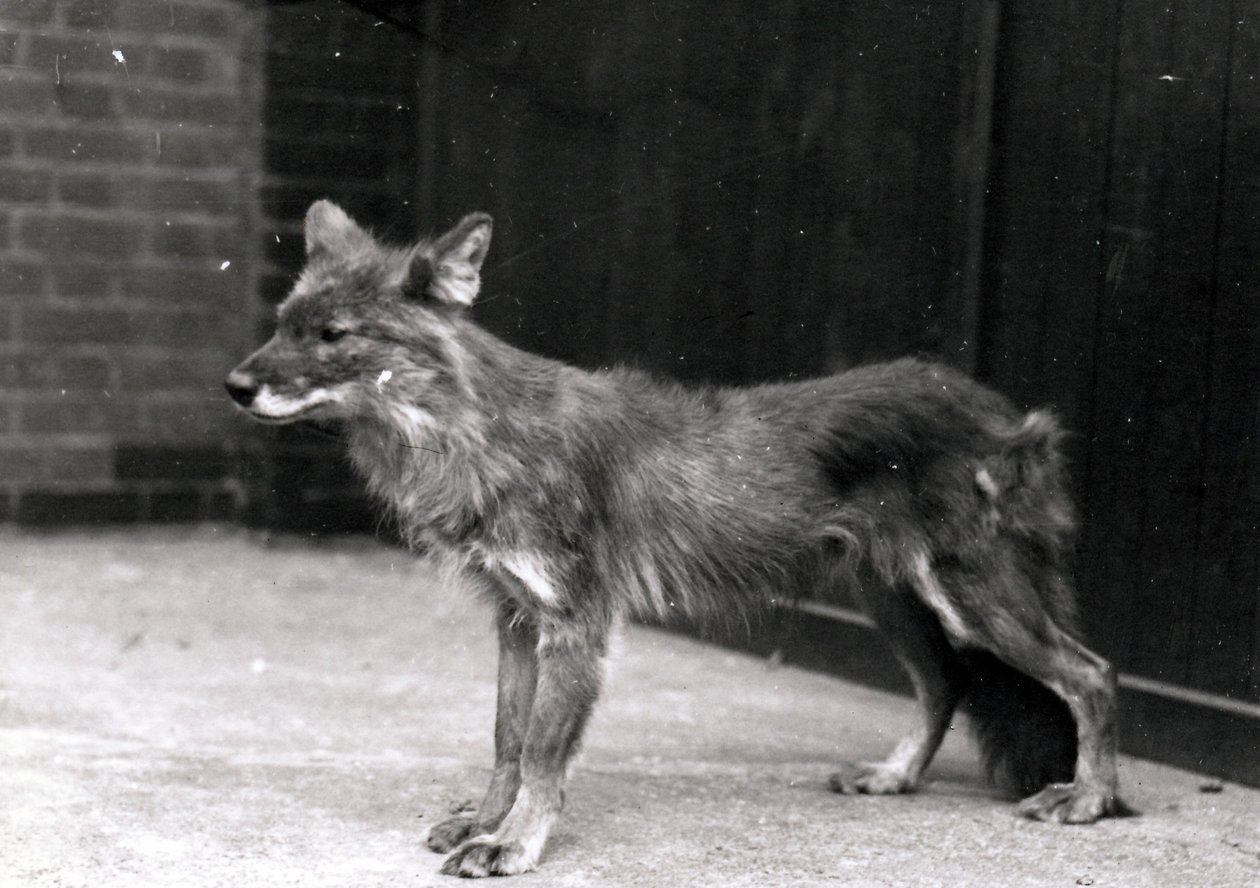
<box><xmin>242</xmin><ymin>0</ymin><xmax>422</xmax><ymax>532</ymax></box>
<box><xmin>0</xmin><ymin>0</ymin><xmax>265</xmax><ymax>523</ymax></box>
<box><xmin>0</xmin><ymin>0</ymin><xmax>424</xmax><ymax>530</ymax></box>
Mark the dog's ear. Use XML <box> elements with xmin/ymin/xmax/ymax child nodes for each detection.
<box><xmin>304</xmin><ymin>200</ymin><xmax>371</xmax><ymax>258</ymax></box>
<box><xmin>404</xmin><ymin>213</ymin><xmax>493</xmax><ymax>307</ymax></box>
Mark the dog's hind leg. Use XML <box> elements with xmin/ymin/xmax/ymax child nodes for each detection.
<box><xmin>427</xmin><ymin>603</ymin><xmax>539</xmax><ymax>853</ymax></box>
<box><xmin>1003</xmin><ymin>625</ymin><xmax>1122</xmax><ymax>823</ymax></box>
<box><xmin>830</xmin><ymin>579</ymin><xmax>968</xmax><ymax>796</ymax></box>
<box><xmin>920</xmin><ymin>555</ymin><xmax>1123</xmax><ymax>823</ymax></box>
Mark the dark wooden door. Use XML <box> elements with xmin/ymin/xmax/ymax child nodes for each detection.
<box><xmin>399</xmin><ymin>0</ymin><xmax>1260</xmax><ymax>782</ymax></box>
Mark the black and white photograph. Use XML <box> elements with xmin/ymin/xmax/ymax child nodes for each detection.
<box><xmin>1</xmin><ymin>1</ymin><xmax>1258</xmax><ymax>885</ymax></box>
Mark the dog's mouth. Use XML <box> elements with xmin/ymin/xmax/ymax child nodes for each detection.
<box><xmin>245</xmin><ymin>387</ymin><xmax>342</xmax><ymax>424</ymax></box>
<box><xmin>245</xmin><ymin>406</ymin><xmax>314</xmax><ymax>425</ymax></box>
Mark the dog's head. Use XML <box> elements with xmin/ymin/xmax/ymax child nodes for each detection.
<box><xmin>224</xmin><ymin>201</ymin><xmax>492</xmax><ymax>426</ymax></box>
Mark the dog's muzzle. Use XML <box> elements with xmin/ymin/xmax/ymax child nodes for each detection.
<box><xmin>224</xmin><ymin>370</ymin><xmax>259</xmax><ymax>408</ymax></box>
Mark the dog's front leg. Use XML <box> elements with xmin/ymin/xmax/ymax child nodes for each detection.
<box><xmin>441</xmin><ymin>617</ymin><xmax>608</xmax><ymax>877</ymax></box>
<box><xmin>427</xmin><ymin>605</ymin><xmax>539</xmax><ymax>853</ymax></box>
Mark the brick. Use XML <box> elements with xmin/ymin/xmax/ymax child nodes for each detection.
<box><xmin>154</xmin><ymin>129</ymin><xmax>241</xmax><ymax>169</ymax></box>
<box><xmin>0</xmin><ymin>445</ymin><xmax>45</xmax><ymax>479</ymax></box>
<box><xmin>24</xmin><ymin>127</ymin><xmax>150</xmax><ymax>165</ymax></box>
<box><xmin>115</xmin><ymin>444</ymin><xmax>230</xmax><ymax>481</ymax></box>
<box><xmin>264</xmin><ymin>95</ymin><xmax>398</xmax><ymax>136</ymax></box>
<box><xmin>147</xmin><ymin>488</ymin><xmax>207</xmax><ymax>522</ymax></box>
<box><xmin>21</xmin><ymin>306</ymin><xmax>130</xmax><ymax>344</ymax></box>
<box><xmin>151</xmin><ymin>221</ymin><xmax>220</xmax><ymax>259</ymax></box>
<box><xmin>140</xmin><ymin>395</ymin><xmax>236</xmax><ymax>441</ymax></box>
<box><xmin>18</xmin><ymin>214</ymin><xmax>143</xmax><ymax>258</ymax></box>
<box><xmin>1</xmin><ymin>0</ymin><xmax>54</xmax><ymax>24</ymax></box>
<box><xmin>116</xmin><ymin>349</ymin><xmax>235</xmax><ymax>390</ymax></box>
<box><xmin>260</xmin><ymin>272</ymin><xmax>294</xmax><ymax>306</ymax></box>
<box><xmin>65</xmin><ymin>0</ymin><xmax>120</xmax><ymax>29</ymax></box>
<box><xmin>264</xmin><ymin>135</ymin><xmax>388</xmax><ymax>179</ymax></box>
<box><xmin>56</xmin><ymin>172</ymin><xmax>115</xmax><ymax>207</ymax></box>
<box><xmin>264</xmin><ymin>185</ymin><xmax>394</xmax><ymax>229</ymax></box>
<box><xmin>27</xmin><ymin>35</ymin><xmax>115</xmax><ymax>73</ymax></box>
<box><xmin>0</xmin><ymin>259</ymin><xmax>47</xmax><ymax>295</ymax></box>
<box><xmin>17</xmin><ymin>491</ymin><xmax>144</xmax><ymax>525</ymax></box>
<box><xmin>210</xmin><ymin>224</ymin><xmax>243</xmax><ymax>260</ymax></box>
<box><xmin>0</xmin><ymin>168</ymin><xmax>53</xmax><ymax>204</ymax></box>
<box><xmin>125</xmin><ymin>308</ymin><xmax>230</xmax><ymax>347</ymax></box>
<box><xmin>143</xmin><ymin>45</ymin><xmax>209</xmax><ymax>83</ymax></box>
<box><xmin>48</xmin><ymin>444</ymin><xmax>115</xmax><ymax>483</ymax></box>
<box><xmin>150</xmin><ymin>221</ymin><xmax>212</xmax><ymax>259</ymax></box>
<box><xmin>244</xmin><ymin>489</ymin><xmax>376</xmax><ymax>534</ymax></box>
<box><xmin>114</xmin><ymin>0</ymin><xmax>239</xmax><ymax>35</ymax></box>
<box><xmin>268</xmin><ymin>4</ymin><xmax>362</xmax><ymax>57</ymax></box>
<box><xmin>0</xmin><ymin>443</ymin><xmax>111</xmax><ymax>484</ymax></box>
<box><xmin>0</xmin><ymin>76</ymin><xmax>57</xmax><ymax>116</ymax></box>
<box><xmin>271</xmin><ymin>445</ymin><xmax>361</xmax><ymax>491</ymax></box>
<box><xmin>50</xmin><ymin>260</ymin><xmax>117</xmax><ymax>298</ymax></box>
<box><xmin>110</xmin><ymin>0</ymin><xmax>175</xmax><ymax>32</ymax></box>
<box><xmin>232</xmin><ymin>440</ymin><xmax>271</xmax><ymax>481</ymax></box>
<box><xmin>266</xmin><ymin>81</ymin><xmax>410</xmax><ymax>115</ymax></box>
<box><xmin>18</xmin><ymin>395</ymin><xmax>137</xmax><ymax>435</ymax></box>
<box><xmin>120</xmin><ymin>265</ymin><xmax>233</xmax><ymax>304</ymax></box>
<box><xmin>56</xmin><ymin>80</ymin><xmax>118</xmax><ymax>121</ymax></box>
<box><xmin>2</xmin><ymin>348</ymin><xmax>115</xmax><ymax>389</ymax></box>
<box><xmin>202</xmin><ymin>488</ymin><xmax>240</xmax><ymax>521</ymax></box>
<box><xmin>0</xmin><ymin>33</ymin><xmax>18</xmax><ymax>67</ymax></box>
<box><xmin>145</xmin><ymin>176</ymin><xmax>238</xmax><ymax>213</ymax></box>
<box><xmin>123</xmin><ymin>88</ymin><xmax>242</xmax><ymax>126</ymax></box>
<box><xmin>268</xmin><ymin>52</ymin><xmax>406</xmax><ymax>94</ymax></box>
<box><xmin>265</xmin><ymin>229</ymin><xmax>305</xmax><ymax>267</ymax></box>
<box><xmin>260</xmin><ymin>183</ymin><xmax>325</xmax><ymax>217</ymax></box>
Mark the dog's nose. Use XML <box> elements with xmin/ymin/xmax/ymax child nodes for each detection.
<box><xmin>224</xmin><ymin>370</ymin><xmax>259</xmax><ymax>407</ymax></box>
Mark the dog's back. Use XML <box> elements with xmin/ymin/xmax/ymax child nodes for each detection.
<box><xmin>442</xmin><ymin>356</ymin><xmax>1073</xmax><ymax>629</ymax></box>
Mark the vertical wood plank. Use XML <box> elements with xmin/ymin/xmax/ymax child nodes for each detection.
<box><xmin>978</xmin><ymin>0</ymin><xmax>1116</xmax><ymax>438</ymax></box>
<box><xmin>741</xmin><ymin>0</ymin><xmax>812</xmax><ymax>384</ymax></box>
<box><xmin>972</xmin><ymin>0</ymin><xmax>1119</xmax><ymax>634</ymax></box>
<box><xmin>414</xmin><ymin>0</ymin><xmax>443</xmax><ymax>218</ymax></box>
<box><xmin>599</xmin><ymin>1</ymin><xmax>690</xmax><ymax>375</ymax></box>
<box><xmin>1074</xmin><ymin>0</ymin><xmax>1171</xmax><ymax>666</ymax></box>
<box><xmin>949</xmin><ymin>0</ymin><xmax>1002</xmax><ymax>375</ymax></box>
<box><xmin>815</xmin><ymin>3</ymin><xmax>970</xmax><ymax>373</ymax></box>
<box><xmin>1086</xmin><ymin>1</ymin><xmax>1233</xmax><ymax>685</ymax></box>
<box><xmin>665</xmin><ymin>0</ymin><xmax>763</xmax><ymax>384</ymax></box>
<box><xmin>408</xmin><ymin>0</ymin><xmax>1257</xmax><ymax>705</ymax></box>
<box><xmin>1192</xmin><ymin>6</ymin><xmax>1260</xmax><ymax>700</ymax></box>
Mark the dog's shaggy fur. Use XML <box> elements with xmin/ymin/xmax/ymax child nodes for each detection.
<box><xmin>226</xmin><ymin>202</ymin><xmax>1125</xmax><ymax>877</ymax></box>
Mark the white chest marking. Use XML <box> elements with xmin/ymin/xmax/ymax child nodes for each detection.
<box><xmin>499</xmin><ymin>554</ymin><xmax>559</xmax><ymax>606</ymax></box>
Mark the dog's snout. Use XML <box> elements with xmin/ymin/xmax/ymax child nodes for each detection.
<box><xmin>224</xmin><ymin>370</ymin><xmax>259</xmax><ymax>407</ymax></box>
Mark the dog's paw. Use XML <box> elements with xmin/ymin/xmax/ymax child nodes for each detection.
<box><xmin>440</xmin><ymin>837</ymin><xmax>535</xmax><ymax>878</ymax></box>
<box><xmin>1017</xmin><ymin>783</ymin><xmax>1122</xmax><ymax>824</ymax></box>
<box><xmin>425</xmin><ymin>814</ymin><xmax>480</xmax><ymax>853</ymax></box>
<box><xmin>828</xmin><ymin>761</ymin><xmax>915</xmax><ymax>796</ymax></box>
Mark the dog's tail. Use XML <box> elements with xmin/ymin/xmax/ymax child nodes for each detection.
<box><xmin>960</xmin><ymin>649</ymin><xmax>1077</xmax><ymax>797</ymax></box>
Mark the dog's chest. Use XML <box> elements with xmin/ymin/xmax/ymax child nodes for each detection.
<box><xmin>468</xmin><ymin>545</ymin><xmax>565</xmax><ymax>611</ymax></box>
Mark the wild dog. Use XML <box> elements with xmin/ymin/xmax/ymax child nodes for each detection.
<box><xmin>225</xmin><ymin>201</ymin><xmax>1126</xmax><ymax>877</ymax></box>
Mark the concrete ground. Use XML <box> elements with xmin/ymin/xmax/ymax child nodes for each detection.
<box><xmin>1</xmin><ymin>528</ymin><xmax>1257</xmax><ymax>888</ymax></box>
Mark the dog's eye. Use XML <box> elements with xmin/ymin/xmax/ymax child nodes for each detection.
<box><xmin>320</xmin><ymin>327</ymin><xmax>348</xmax><ymax>343</ymax></box>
